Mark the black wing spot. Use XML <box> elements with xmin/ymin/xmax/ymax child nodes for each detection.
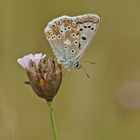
<box><xmin>91</xmin><ymin>27</ymin><xmax>94</xmax><ymax>30</ymax></box>
<box><xmin>81</xmin><ymin>36</ymin><xmax>87</xmax><ymax>41</ymax></box>
<box><xmin>71</xmin><ymin>49</ymin><xmax>75</xmax><ymax>53</ymax></box>
<box><xmin>58</xmin><ymin>21</ymin><xmax>61</xmax><ymax>24</ymax></box>
<box><xmin>71</xmin><ymin>33</ymin><xmax>76</xmax><ymax>38</ymax></box>
<box><xmin>52</xmin><ymin>44</ymin><xmax>56</xmax><ymax>47</ymax></box>
<box><xmin>80</xmin><ymin>28</ymin><xmax>83</xmax><ymax>31</ymax></box>
<box><xmin>84</xmin><ymin>26</ymin><xmax>87</xmax><ymax>28</ymax></box>
<box><xmin>67</xmin><ymin>26</ymin><xmax>71</xmax><ymax>30</ymax></box>
<box><xmin>51</xmin><ymin>35</ymin><xmax>56</xmax><ymax>39</ymax></box>
<box><xmin>64</xmin><ymin>46</ymin><xmax>68</xmax><ymax>49</ymax></box>
<box><xmin>57</xmin><ymin>35</ymin><xmax>62</xmax><ymax>39</ymax></box>
<box><xmin>88</xmin><ymin>26</ymin><xmax>91</xmax><ymax>28</ymax></box>
<box><xmin>78</xmin><ymin>43</ymin><xmax>81</xmax><ymax>49</ymax></box>
<box><xmin>74</xmin><ymin>40</ymin><xmax>78</xmax><ymax>45</ymax></box>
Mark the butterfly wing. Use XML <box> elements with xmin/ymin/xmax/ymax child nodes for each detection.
<box><xmin>44</xmin><ymin>13</ymin><xmax>100</xmax><ymax>68</ymax></box>
<box><xmin>72</xmin><ymin>14</ymin><xmax>100</xmax><ymax>60</ymax></box>
<box><xmin>44</xmin><ymin>16</ymin><xmax>79</xmax><ymax>65</ymax></box>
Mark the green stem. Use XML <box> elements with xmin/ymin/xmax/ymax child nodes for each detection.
<box><xmin>47</xmin><ymin>101</ymin><xmax>58</xmax><ymax>140</ymax></box>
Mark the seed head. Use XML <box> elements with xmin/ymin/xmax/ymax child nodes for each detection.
<box><xmin>17</xmin><ymin>53</ymin><xmax>62</xmax><ymax>102</ymax></box>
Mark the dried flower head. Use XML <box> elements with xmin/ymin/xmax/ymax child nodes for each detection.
<box><xmin>17</xmin><ymin>53</ymin><xmax>62</xmax><ymax>102</ymax></box>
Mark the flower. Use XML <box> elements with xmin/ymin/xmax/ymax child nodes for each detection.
<box><xmin>17</xmin><ymin>53</ymin><xmax>62</xmax><ymax>102</ymax></box>
<box><xmin>17</xmin><ymin>53</ymin><xmax>46</xmax><ymax>69</ymax></box>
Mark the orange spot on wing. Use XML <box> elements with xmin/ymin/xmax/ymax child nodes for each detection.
<box><xmin>62</xmin><ymin>18</ymin><xmax>72</xmax><ymax>25</ymax></box>
<box><xmin>51</xmin><ymin>24</ymin><xmax>58</xmax><ymax>30</ymax></box>
<box><xmin>46</xmin><ymin>31</ymin><xmax>53</xmax><ymax>37</ymax></box>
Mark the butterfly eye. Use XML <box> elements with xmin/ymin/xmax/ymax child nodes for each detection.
<box><xmin>74</xmin><ymin>62</ymin><xmax>81</xmax><ymax>68</ymax></box>
<box><xmin>71</xmin><ymin>49</ymin><xmax>76</xmax><ymax>53</ymax></box>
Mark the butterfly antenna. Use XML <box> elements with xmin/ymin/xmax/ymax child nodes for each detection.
<box><xmin>81</xmin><ymin>65</ymin><xmax>90</xmax><ymax>78</ymax></box>
<box><xmin>82</xmin><ymin>60</ymin><xmax>96</xmax><ymax>64</ymax></box>
<box><xmin>56</xmin><ymin>67</ymin><xmax>71</xmax><ymax>77</ymax></box>
<box><xmin>56</xmin><ymin>67</ymin><xmax>67</xmax><ymax>74</ymax></box>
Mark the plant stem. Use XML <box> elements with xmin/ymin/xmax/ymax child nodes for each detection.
<box><xmin>47</xmin><ymin>101</ymin><xmax>58</xmax><ymax>140</ymax></box>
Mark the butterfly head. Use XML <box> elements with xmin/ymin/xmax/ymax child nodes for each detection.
<box><xmin>74</xmin><ymin>61</ymin><xmax>81</xmax><ymax>69</ymax></box>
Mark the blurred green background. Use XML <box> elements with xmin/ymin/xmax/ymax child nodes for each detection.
<box><xmin>1</xmin><ymin>0</ymin><xmax>140</xmax><ymax>140</ymax></box>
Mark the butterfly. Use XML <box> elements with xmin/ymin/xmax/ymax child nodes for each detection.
<box><xmin>44</xmin><ymin>13</ymin><xmax>100</xmax><ymax>69</ymax></box>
